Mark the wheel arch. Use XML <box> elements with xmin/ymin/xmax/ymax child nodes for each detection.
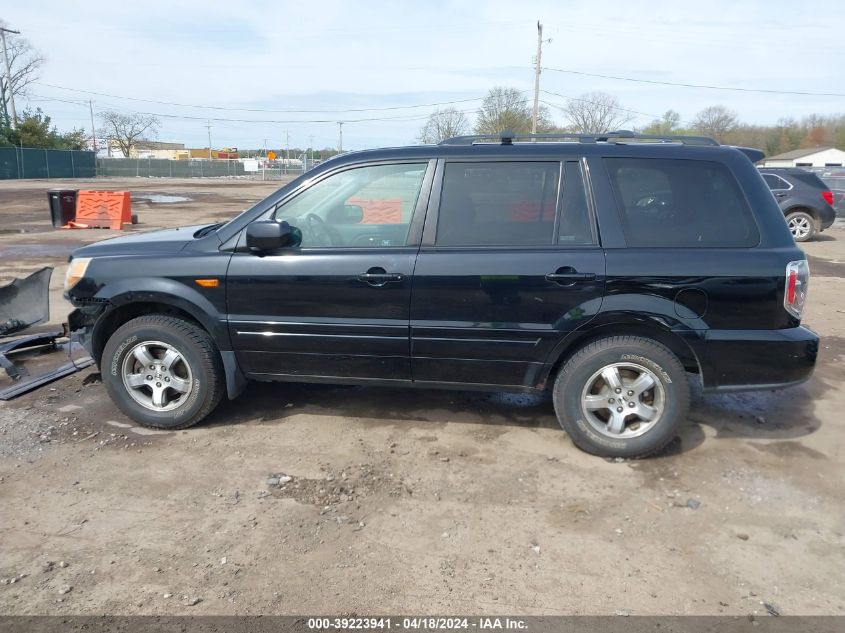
<box><xmin>540</xmin><ymin>316</ymin><xmax>703</xmax><ymax>389</ymax></box>
<box><xmin>91</xmin><ymin>286</ymin><xmax>245</xmax><ymax>399</ymax></box>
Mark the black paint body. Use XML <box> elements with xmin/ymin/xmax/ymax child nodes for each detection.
<box><xmin>67</xmin><ymin>142</ymin><xmax>818</xmax><ymax>399</ymax></box>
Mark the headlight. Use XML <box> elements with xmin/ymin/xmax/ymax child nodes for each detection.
<box><xmin>64</xmin><ymin>257</ymin><xmax>92</xmax><ymax>291</ymax></box>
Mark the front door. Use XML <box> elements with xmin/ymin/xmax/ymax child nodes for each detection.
<box><xmin>226</xmin><ymin>161</ymin><xmax>433</xmax><ymax>382</ymax></box>
<box><xmin>411</xmin><ymin>159</ymin><xmax>606</xmax><ymax>387</ymax></box>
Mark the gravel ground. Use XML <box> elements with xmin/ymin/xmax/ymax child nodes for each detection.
<box><xmin>0</xmin><ymin>178</ymin><xmax>843</xmax><ymax>616</ymax></box>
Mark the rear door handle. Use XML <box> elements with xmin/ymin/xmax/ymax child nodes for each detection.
<box><xmin>358</xmin><ymin>273</ymin><xmax>404</xmax><ymax>281</ymax></box>
<box><xmin>546</xmin><ymin>272</ymin><xmax>597</xmax><ymax>282</ymax></box>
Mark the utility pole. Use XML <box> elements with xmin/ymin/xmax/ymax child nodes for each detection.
<box><xmin>262</xmin><ymin>137</ymin><xmax>267</xmax><ymax>181</ymax></box>
<box><xmin>531</xmin><ymin>20</ymin><xmax>546</xmax><ymax>135</ymax></box>
<box><xmin>308</xmin><ymin>134</ymin><xmax>314</xmax><ymax>169</ymax></box>
<box><xmin>337</xmin><ymin>121</ymin><xmax>344</xmax><ymax>153</ymax></box>
<box><xmin>0</xmin><ymin>25</ymin><xmax>21</xmax><ymax>129</ymax></box>
<box><xmin>89</xmin><ymin>100</ymin><xmax>97</xmax><ymax>152</ymax></box>
<box><xmin>285</xmin><ymin>129</ymin><xmax>290</xmax><ymax>175</ymax></box>
<box><xmin>205</xmin><ymin>119</ymin><xmax>213</xmax><ymax>160</ymax></box>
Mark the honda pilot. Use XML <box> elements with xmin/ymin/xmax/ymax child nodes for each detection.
<box><xmin>65</xmin><ymin>132</ymin><xmax>818</xmax><ymax>458</ymax></box>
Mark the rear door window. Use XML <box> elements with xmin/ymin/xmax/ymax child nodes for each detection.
<box><xmin>436</xmin><ymin>162</ymin><xmax>559</xmax><ymax>246</ymax></box>
<box><xmin>605</xmin><ymin>158</ymin><xmax>759</xmax><ymax>248</ymax></box>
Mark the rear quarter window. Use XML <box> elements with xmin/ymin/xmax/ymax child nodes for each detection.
<box><xmin>605</xmin><ymin>158</ymin><xmax>759</xmax><ymax>248</ymax></box>
<box><xmin>790</xmin><ymin>171</ymin><xmax>830</xmax><ymax>190</ymax></box>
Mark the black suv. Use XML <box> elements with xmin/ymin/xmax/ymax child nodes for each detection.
<box><xmin>65</xmin><ymin>132</ymin><xmax>818</xmax><ymax>458</ymax></box>
<box><xmin>757</xmin><ymin>167</ymin><xmax>836</xmax><ymax>241</ymax></box>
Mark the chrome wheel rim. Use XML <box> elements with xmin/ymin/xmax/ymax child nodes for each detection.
<box><xmin>121</xmin><ymin>341</ymin><xmax>194</xmax><ymax>412</ymax></box>
<box><xmin>580</xmin><ymin>362</ymin><xmax>665</xmax><ymax>439</ymax></box>
<box><xmin>788</xmin><ymin>216</ymin><xmax>811</xmax><ymax>239</ymax></box>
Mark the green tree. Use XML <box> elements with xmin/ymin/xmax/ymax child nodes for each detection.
<box><xmin>643</xmin><ymin>110</ymin><xmax>682</xmax><ymax>135</ymax></box>
<box><xmin>475</xmin><ymin>87</ymin><xmax>556</xmax><ymax>135</ymax></box>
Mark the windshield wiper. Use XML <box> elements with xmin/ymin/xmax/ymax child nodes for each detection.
<box><xmin>194</xmin><ymin>223</ymin><xmax>223</xmax><ymax>238</ymax></box>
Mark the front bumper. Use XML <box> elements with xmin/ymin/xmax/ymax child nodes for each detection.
<box><xmin>682</xmin><ymin>326</ymin><xmax>818</xmax><ymax>392</ymax></box>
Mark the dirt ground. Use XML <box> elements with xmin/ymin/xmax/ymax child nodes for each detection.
<box><xmin>0</xmin><ymin>177</ymin><xmax>843</xmax><ymax>616</ymax></box>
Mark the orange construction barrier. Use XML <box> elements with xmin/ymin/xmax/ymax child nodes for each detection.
<box><xmin>347</xmin><ymin>197</ymin><xmax>402</xmax><ymax>224</ymax></box>
<box><xmin>75</xmin><ymin>191</ymin><xmax>132</xmax><ymax>230</ymax></box>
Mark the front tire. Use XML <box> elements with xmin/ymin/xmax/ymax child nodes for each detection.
<box><xmin>101</xmin><ymin>315</ymin><xmax>224</xmax><ymax>429</ymax></box>
<box><xmin>553</xmin><ymin>336</ymin><xmax>690</xmax><ymax>458</ymax></box>
<box><xmin>786</xmin><ymin>210</ymin><xmax>817</xmax><ymax>242</ymax></box>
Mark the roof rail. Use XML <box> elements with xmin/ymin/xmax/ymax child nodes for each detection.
<box><xmin>439</xmin><ymin>130</ymin><xmax>720</xmax><ymax>147</ymax></box>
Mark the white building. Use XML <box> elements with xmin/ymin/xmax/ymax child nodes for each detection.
<box><xmin>762</xmin><ymin>147</ymin><xmax>845</xmax><ymax>168</ymax></box>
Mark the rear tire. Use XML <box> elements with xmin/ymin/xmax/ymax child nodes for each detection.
<box><xmin>786</xmin><ymin>210</ymin><xmax>816</xmax><ymax>242</ymax></box>
<box><xmin>552</xmin><ymin>336</ymin><xmax>689</xmax><ymax>458</ymax></box>
<box><xmin>101</xmin><ymin>314</ymin><xmax>224</xmax><ymax>429</ymax></box>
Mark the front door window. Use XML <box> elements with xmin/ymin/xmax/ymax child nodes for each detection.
<box><xmin>273</xmin><ymin>163</ymin><xmax>427</xmax><ymax>248</ymax></box>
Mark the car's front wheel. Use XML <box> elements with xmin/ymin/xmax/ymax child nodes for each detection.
<box><xmin>552</xmin><ymin>336</ymin><xmax>690</xmax><ymax>458</ymax></box>
<box><xmin>786</xmin><ymin>210</ymin><xmax>817</xmax><ymax>242</ymax></box>
<box><xmin>101</xmin><ymin>314</ymin><xmax>224</xmax><ymax>429</ymax></box>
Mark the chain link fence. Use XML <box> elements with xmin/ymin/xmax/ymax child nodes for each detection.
<box><xmin>0</xmin><ymin>148</ymin><xmax>314</xmax><ymax>180</ymax></box>
<box><xmin>96</xmin><ymin>158</ymin><xmax>315</xmax><ymax>180</ymax></box>
<box><xmin>0</xmin><ymin>147</ymin><xmax>96</xmax><ymax>179</ymax></box>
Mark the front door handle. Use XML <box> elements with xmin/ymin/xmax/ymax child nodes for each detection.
<box><xmin>357</xmin><ymin>267</ymin><xmax>404</xmax><ymax>286</ymax></box>
<box><xmin>546</xmin><ymin>267</ymin><xmax>597</xmax><ymax>284</ymax></box>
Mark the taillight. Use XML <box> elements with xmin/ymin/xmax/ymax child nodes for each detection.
<box><xmin>784</xmin><ymin>260</ymin><xmax>809</xmax><ymax>319</ymax></box>
<box><xmin>822</xmin><ymin>190</ymin><xmax>834</xmax><ymax>205</ymax></box>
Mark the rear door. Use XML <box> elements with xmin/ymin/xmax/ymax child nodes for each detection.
<box><xmin>410</xmin><ymin>159</ymin><xmax>606</xmax><ymax>388</ymax></box>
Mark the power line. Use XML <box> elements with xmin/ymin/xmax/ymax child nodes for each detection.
<box><xmin>33</xmin><ymin>82</ymin><xmax>489</xmax><ymax>113</ymax></box>
<box><xmin>541</xmin><ymin>66</ymin><xmax>845</xmax><ymax>98</ymax></box>
<box><xmin>27</xmin><ymin>93</ymin><xmax>483</xmax><ymax>125</ymax></box>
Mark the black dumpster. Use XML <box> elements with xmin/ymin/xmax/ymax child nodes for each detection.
<box><xmin>47</xmin><ymin>189</ymin><xmax>78</xmax><ymax>227</ymax></box>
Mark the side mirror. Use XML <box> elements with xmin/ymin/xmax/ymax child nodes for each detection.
<box><xmin>327</xmin><ymin>204</ymin><xmax>364</xmax><ymax>225</ymax></box>
<box><xmin>246</xmin><ymin>220</ymin><xmax>298</xmax><ymax>251</ymax></box>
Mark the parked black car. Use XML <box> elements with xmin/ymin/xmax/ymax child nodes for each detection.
<box><xmin>812</xmin><ymin>169</ymin><xmax>845</xmax><ymax>217</ymax></box>
<box><xmin>757</xmin><ymin>167</ymin><xmax>836</xmax><ymax>241</ymax></box>
<box><xmin>65</xmin><ymin>132</ymin><xmax>818</xmax><ymax>458</ymax></box>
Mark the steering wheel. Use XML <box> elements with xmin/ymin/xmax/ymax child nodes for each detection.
<box><xmin>305</xmin><ymin>213</ymin><xmax>342</xmax><ymax>246</ymax></box>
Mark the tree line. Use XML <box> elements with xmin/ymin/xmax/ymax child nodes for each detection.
<box><xmin>419</xmin><ymin>86</ymin><xmax>845</xmax><ymax>157</ymax></box>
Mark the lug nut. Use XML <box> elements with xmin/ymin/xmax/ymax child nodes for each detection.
<box><xmin>146</xmin><ymin>375</ymin><xmax>152</xmax><ymax>380</ymax></box>
<box><xmin>614</xmin><ymin>388</ymin><xmax>622</xmax><ymax>394</ymax></box>
<box><xmin>156</xmin><ymin>382</ymin><xmax>161</xmax><ymax>388</ymax></box>
<box><xmin>629</xmin><ymin>402</ymin><xmax>635</xmax><ymax>408</ymax></box>
<box><xmin>608</xmin><ymin>397</ymin><xmax>615</xmax><ymax>403</ymax></box>
<box><xmin>149</xmin><ymin>365</ymin><xmax>155</xmax><ymax>370</ymax></box>
<box><xmin>616</xmin><ymin>407</ymin><xmax>623</xmax><ymax>413</ymax></box>
<box><xmin>628</xmin><ymin>390</ymin><xmax>634</xmax><ymax>396</ymax></box>
<box><xmin>165</xmin><ymin>377</ymin><xmax>170</xmax><ymax>382</ymax></box>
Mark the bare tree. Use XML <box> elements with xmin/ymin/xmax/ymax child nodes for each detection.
<box><xmin>693</xmin><ymin>105</ymin><xmax>738</xmax><ymax>142</ymax></box>
<box><xmin>98</xmin><ymin>110</ymin><xmax>160</xmax><ymax>157</ymax></box>
<box><xmin>0</xmin><ymin>21</ymin><xmax>44</xmax><ymax>124</ymax></box>
<box><xmin>560</xmin><ymin>92</ymin><xmax>632</xmax><ymax>134</ymax></box>
<box><xmin>419</xmin><ymin>107</ymin><xmax>470</xmax><ymax>144</ymax></box>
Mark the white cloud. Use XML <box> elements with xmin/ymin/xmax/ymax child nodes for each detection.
<box><xmin>6</xmin><ymin>0</ymin><xmax>844</xmax><ymax>148</ymax></box>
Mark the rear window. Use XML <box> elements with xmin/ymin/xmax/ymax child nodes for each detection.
<box><xmin>605</xmin><ymin>158</ymin><xmax>759</xmax><ymax>248</ymax></box>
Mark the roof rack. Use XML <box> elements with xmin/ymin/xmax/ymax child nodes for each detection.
<box><xmin>439</xmin><ymin>130</ymin><xmax>720</xmax><ymax>147</ymax></box>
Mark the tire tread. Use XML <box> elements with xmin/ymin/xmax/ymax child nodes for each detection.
<box><xmin>553</xmin><ymin>335</ymin><xmax>689</xmax><ymax>458</ymax></box>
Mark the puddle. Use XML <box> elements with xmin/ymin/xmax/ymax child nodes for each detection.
<box><xmin>133</xmin><ymin>194</ymin><xmax>193</xmax><ymax>204</ymax></box>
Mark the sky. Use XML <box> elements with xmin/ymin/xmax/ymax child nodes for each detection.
<box><xmin>4</xmin><ymin>0</ymin><xmax>845</xmax><ymax>151</ymax></box>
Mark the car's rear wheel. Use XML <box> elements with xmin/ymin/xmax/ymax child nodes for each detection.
<box><xmin>786</xmin><ymin>210</ymin><xmax>817</xmax><ymax>242</ymax></box>
<box><xmin>101</xmin><ymin>314</ymin><xmax>224</xmax><ymax>429</ymax></box>
<box><xmin>552</xmin><ymin>336</ymin><xmax>689</xmax><ymax>458</ymax></box>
